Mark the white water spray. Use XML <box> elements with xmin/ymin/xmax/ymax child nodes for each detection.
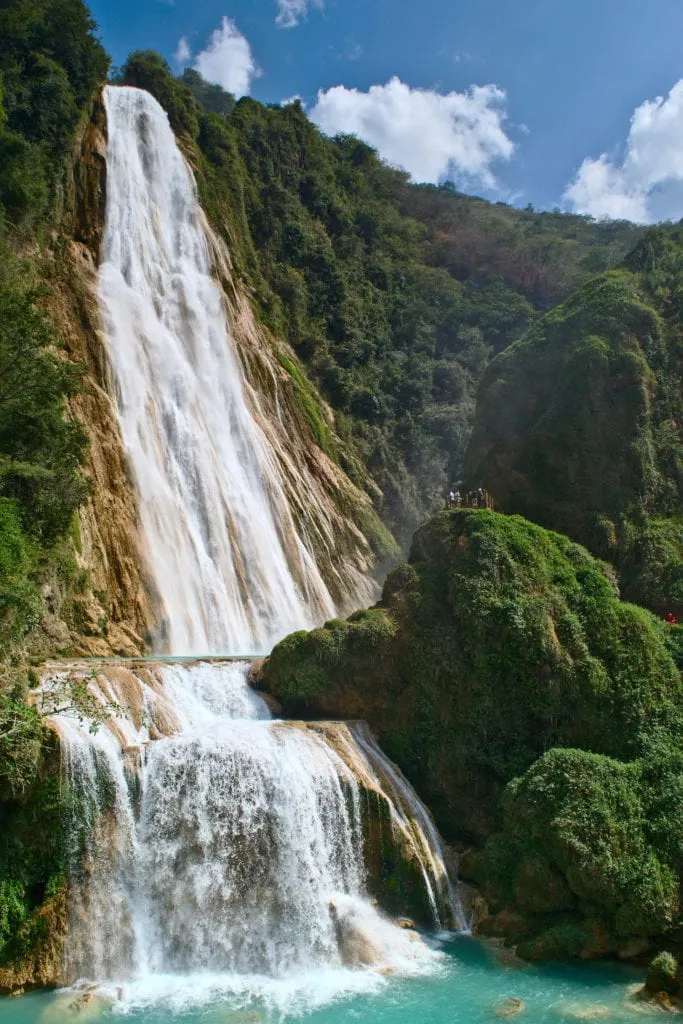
<box><xmin>99</xmin><ymin>85</ymin><xmax>338</xmax><ymax>655</ymax></box>
<box><xmin>50</xmin><ymin>663</ymin><xmax>449</xmax><ymax>1010</ymax></box>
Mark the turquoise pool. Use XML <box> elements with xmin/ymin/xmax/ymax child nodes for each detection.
<box><xmin>0</xmin><ymin>936</ymin><xmax>657</xmax><ymax>1024</ymax></box>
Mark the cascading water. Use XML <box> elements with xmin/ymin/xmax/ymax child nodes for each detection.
<box><xmin>46</xmin><ymin>82</ymin><xmax>462</xmax><ymax>1016</ymax></box>
<box><xmin>99</xmin><ymin>84</ymin><xmax>338</xmax><ymax>655</ymax></box>
<box><xmin>50</xmin><ymin>663</ymin><xmax>454</xmax><ymax>1013</ymax></box>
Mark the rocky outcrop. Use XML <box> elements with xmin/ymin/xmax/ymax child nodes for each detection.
<box><xmin>258</xmin><ymin>508</ymin><xmax>683</xmax><ymax>958</ymax></box>
<box><xmin>259</xmin><ymin>509</ymin><xmax>681</xmax><ymax>842</ymax></box>
<box><xmin>0</xmin><ymin>884</ymin><xmax>68</xmax><ymax>995</ymax></box>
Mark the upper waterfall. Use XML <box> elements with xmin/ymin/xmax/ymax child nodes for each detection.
<box><xmin>98</xmin><ymin>85</ymin><xmax>340</xmax><ymax>655</ymax></box>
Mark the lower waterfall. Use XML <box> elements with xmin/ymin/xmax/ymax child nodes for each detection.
<box><xmin>48</xmin><ymin>663</ymin><xmax>461</xmax><ymax>1014</ymax></box>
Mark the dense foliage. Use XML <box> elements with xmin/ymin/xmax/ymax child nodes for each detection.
<box><xmin>0</xmin><ymin>0</ymin><xmax>107</xmax><ymax>966</ymax></box>
<box><xmin>119</xmin><ymin>52</ymin><xmax>640</xmax><ymax>542</ymax></box>
<box><xmin>260</xmin><ymin>509</ymin><xmax>683</xmax><ymax>951</ymax></box>
<box><xmin>465</xmin><ymin>228</ymin><xmax>683</xmax><ymax>614</ymax></box>
<box><xmin>0</xmin><ymin>0</ymin><xmax>105</xmax><ymax>658</ymax></box>
<box><xmin>0</xmin><ymin>0</ymin><xmax>108</xmax><ymax>225</ymax></box>
<box><xmin>0</xmin><ymin>766</ymin><xmax>67</xmax><ymax>967</ymax></box>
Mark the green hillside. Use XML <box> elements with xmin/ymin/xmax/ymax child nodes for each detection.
<box><xmin>465</xmin><ymin>228</ymin><xmax>683</xmax><ymax>615</ymax></box>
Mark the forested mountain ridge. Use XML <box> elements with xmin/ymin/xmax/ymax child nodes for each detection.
<box><xmin>465</xmin><ymin>227</ymin><xmax>683</xmax><ymax>616</ymax></box>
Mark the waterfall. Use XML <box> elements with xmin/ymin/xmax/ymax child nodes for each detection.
<box><xmin>99</xmin><ymin>85</ymin><xmax>339</xmax><ymax>655</ymax></box>
<box><xmin>49</xmin><ymin>663</ymin><xmax>452</xmax><ymax>1012</ymax></box>
<box><xmin>50</xmin><ymin>82</ymin><xmax>462</xmax><ymax>1014</ymax></box>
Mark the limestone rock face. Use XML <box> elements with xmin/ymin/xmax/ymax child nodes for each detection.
<box><xmin>52</xmin><ymin>101</ymin><xmax>159</xmax><ymax>653</ymax></box>
<box><xmin>0</xmin><ymin>885</ymin><xmax>68</xmax><ymax>995</ymax></box>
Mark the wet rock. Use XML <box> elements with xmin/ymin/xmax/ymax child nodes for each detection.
<box><xmin>0</xmin><ymin>884</ymin><xmax>68</xmax><ymax>994</ymax></box>
<box><xmin>492</xmin><ymin>996</ymin><xmax>525</xmax><ymax>1017</ymax></box>
<box><xmin>396</xmin><ymin>917</ymin><xmax>415</xmax><ymax>930</ymax></box>
<box><xmin>646</xmin><ymin>952</ymin><xmax>680</xmax><ymax>995</ymax></box>
<box><xmin>470</xmin><ymin>894</ymin><xmax>491</xmax><ymax>934</ymax></box>
<box><xmin>579</xmin><ymin>922</ymin><xmax>617</xmax><ymax>960</ymax></box>
<box><xmin>513</xmin><ymin>857</ymin><xmax>575</xmax><ymax>915</ymax></box>
<box><xmin>617</xmin><ymin>937</ymin><xmax>649</xmax><ymax>960</ymax></box>
<box><xmin>652</xmin><ymin>991</ymin><xmax>678</xmax><ymax>1013</ymax></box>
<box><xmin>476</xmin><ymin>909</ymin><xmax>531</xmax><ymax>942</ymax></box>
<box><xmin>457</xmin><ymin>847</ymin><xmax>482</xmax><ymax>883</ymax></box>
<box><xmin>257</xmin><ymin>690</ymin><xmax>283</xmax><ymax>718</ymax></box>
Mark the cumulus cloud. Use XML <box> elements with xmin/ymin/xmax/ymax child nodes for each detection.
<box><xmin>309</xmin><ymin>77</ymin><xmax>514</xmax><ymax>186</ymax></box>
<box><xmin>565</xmin><ymin>80</ymin><xmax>683</xmax><ymax>223</ymax></box>
<box><xmin>275</xmin><ymin>0</ymin><xmax>323</xmax><ymax>29</ymax></box>
<box><xmin>174</xmin><ymin>36</ymin><xmax>191</xmax><ymax>66</ymax></box>
<box><xmin>193</xmin><ymin>17</ymin><xmax>259</xmax><ymax>98</ymax></box>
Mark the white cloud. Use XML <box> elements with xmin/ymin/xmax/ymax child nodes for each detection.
<box><xmin>338</xmin><ymin>37</ymin><xmax>362</xmax><ymax>62</ymax></box>
<box><xmin>275</xmin><ymin>0</ymin><xmax>323</xmax><ymax>29</ymax></box>
<box><xmin>309</xmin><ymin>77</ymin><xmax>514</xmax><ymax>186</ymax></box>
<box><xmin>174</xmin><ymin>36</ymin><xmax>191</xmax><ymax>66</ymax></box>
<box><xmin>193</xmin><ymin>17</ymin><xmax>259</xmax><ymax>99</ymax></box>
<box><xmin>565</xmin><ymin>80</ymin><xmax>683</xmax><ymax>223</ymax></box>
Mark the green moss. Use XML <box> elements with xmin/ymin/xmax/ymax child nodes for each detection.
<box><xmin>516</xmin><ymin>924</ymin><xmax>588</xmax><ymax>962</ymax></box>
<box><xmin>492</xmin><ymin>748</ymin><xmax>681</xmax><ymax>941</ymax></box>
<box><xmin>264</xmin><ymin>609</ymin><xmax>398</xmax><ymax>707</ymax></box>
<box><xmin>647</xmin><ymin>951</ymin><xmax>679</xmax><ymax>993</ymax></box>
<box><xmin>273</xmin><ymin>349</ymin><xmax>341</xmax><ymax>463</ymax></box>
<box><xmin>263</xmin><ymin>510</ymin><xmax>682</xmax><ymax>840</ymax></box>
<box><xmin>0</xmin><ymin>756</ymin><xmax>67</xmax><ymax>964</ymax></box>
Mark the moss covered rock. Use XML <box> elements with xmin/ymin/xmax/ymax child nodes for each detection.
<box><xmin>261</xmin><ymin>509</ymin><xmax>682</xmax><ymax>843</ymax></box>
<box><xmin>483</xmin><ymin>748</ymin><xmax>683</xmax><ymax>947</ymax></box>
<box><xmin>260</xmin><ymin>507</ymin><xmax>683</xmax><ymax>953</ymax></box>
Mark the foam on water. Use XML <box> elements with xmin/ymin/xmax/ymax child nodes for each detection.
<box><xmin>1</xmin><ymin>938</ymin><xmax>661</xmax><ymax>1024</ymax></box>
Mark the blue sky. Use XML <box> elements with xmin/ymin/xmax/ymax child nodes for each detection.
<box><xmin>89</xmin><ymin>0</ymin><xmax>683</xmax><ymax>222</ymax></box>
